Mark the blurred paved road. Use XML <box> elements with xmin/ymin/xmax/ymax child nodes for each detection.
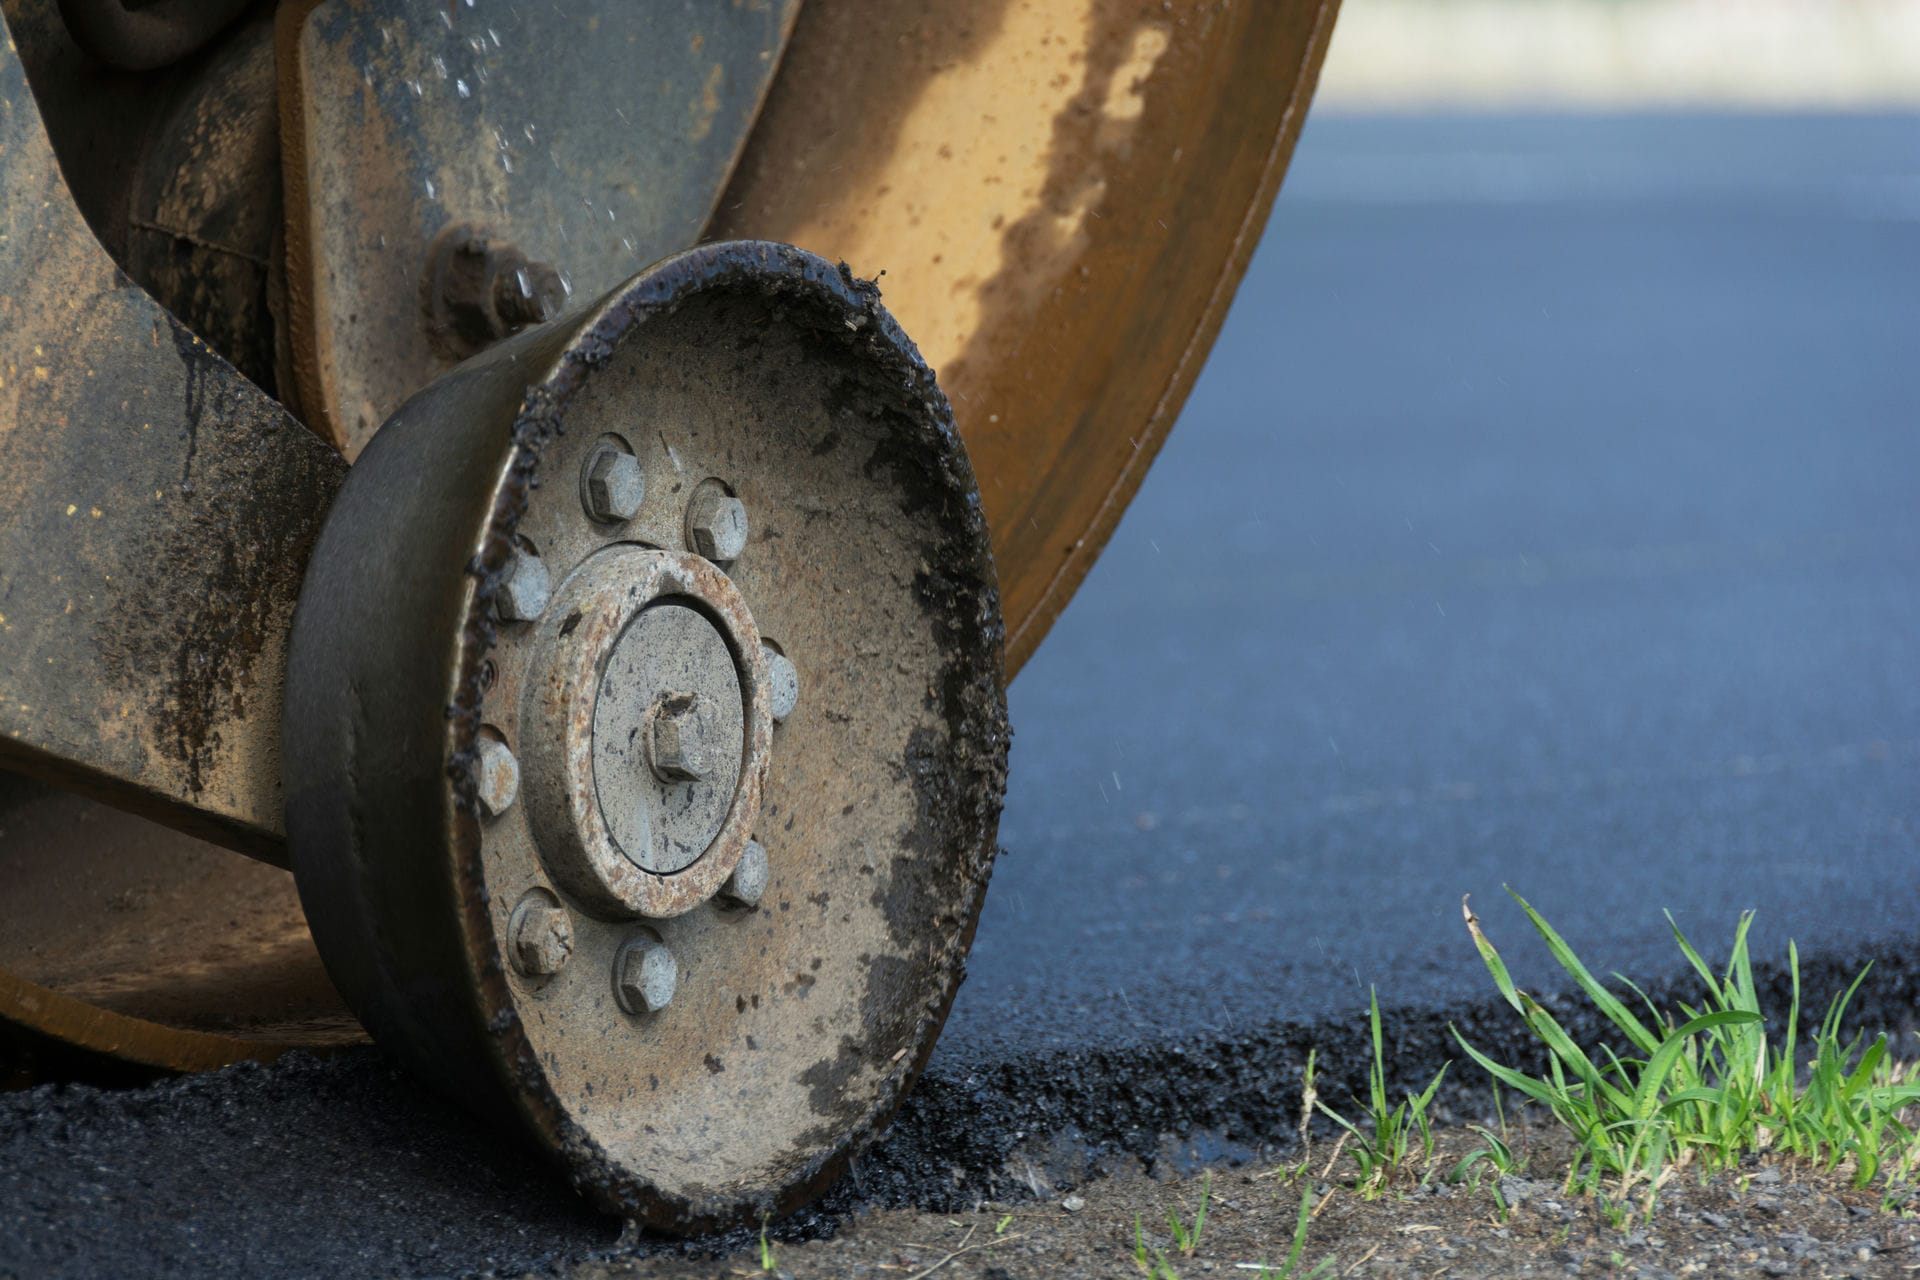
<box><xmin>961</xmin><ymin>113</ymin><xmax>1920</xmax><ymax>1056</ymax></box>
<box><xmin>5</xmin><ymin>113</ymin><xmax>1917</xmax><ymax>1280</ymax></box>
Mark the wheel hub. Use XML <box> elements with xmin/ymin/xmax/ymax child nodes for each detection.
<box><xmin>518</xmin><ymin>546</ymin><xmax>769</xmax><ymax>919</ymax></box>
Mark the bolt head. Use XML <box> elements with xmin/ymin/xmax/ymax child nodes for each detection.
<box><xmin>510</xmin><ymin>896</ymin><xmax>573</xmax><ymax>976</ymax></box>
<box><xmin>427</xmin><ymin>225</ymin><xmax>565</xmax><ymax>355</ymax></box>
<box><xmin>474</xmin><ymin>736</ymin><xmax>520</xmax><ymax>817</ymax></box>
<box><xmin>721</xmin><ymin>839</ymin><xmax>769</xmax><ymax>909</ymax></box>
<box><xmin>615</xmin><ymin>938</ymin><xmax>678</xmax><ymax>1014</ymax></box>
<box><xmin>687</xmin><ymin>489</ymin><xmax>749</xmax><ymax>562</ymax></box>
<box><xmin>497</xmin><ymin>550</ymin><xmax>550</xmax><ymax>621</ymax></box>
<box><xmin>763</xmin><ymin>647</ymin><xmax>799</xmax><ymax>724</ymax></box>
<box><xmin>491</xmin><ymin>257</ymin><xmax>566</xmax><ymax>330</ymax></box>
<box><xmin>584</xmin><ymin>448</ymin><xmax>644</xmax><ymax>523</ymax></box>
<box><xmin>647</xmin><ymin>695</ymin><xmax>708</xmax><ymax>783</ymax></box>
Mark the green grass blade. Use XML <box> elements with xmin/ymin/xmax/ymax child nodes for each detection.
<box><xmin>1462</xmin><ymin>896</ymin><xmax>1529</xmax><ymax>1018</ymax></box>
<box><xmin>1664</xmin><ymin>911</ymin><xmax>1727</xmax><ymax>1005</ymax></box>
<box><xmin>1509</xmin><ymin>890</ymin><xmax>1661</xmax><ymax>1054</ymax></box>
<box><xmin>1630</xmin><ymin>1010</ymin><xmax>1761</xmax><ymax>1120</ymax></box>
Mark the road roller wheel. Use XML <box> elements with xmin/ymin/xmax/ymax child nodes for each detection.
<box><xmin>281</xmin><ymin>242</ymin><xmax>1009</xmax><ymax>1228</ymax></box>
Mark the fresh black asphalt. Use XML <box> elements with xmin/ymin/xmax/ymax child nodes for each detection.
<box><xmin>4</xmin><ymin>113</ymin><xmax>1916</xmax><ymax>1279</ymax></box>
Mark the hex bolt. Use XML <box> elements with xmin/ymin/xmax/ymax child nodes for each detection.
<box><xmin>583</xmin><ymin>446</ymin><xmax>645</xmax><ymax>523</ymax></box>
<box><xmin>425</xmin><ymin>224</ymin><xmax>567</xmax><ymax>356</ymax></box>
<box><xmin>508</xmin><ymin>893</ymin><xmax>573</xmax><ymax>977</ymax></box>
<box><xmin>647</xmin><ymin>693</ymin><xmax>707</xmax><ymax>783</ymax></box>
<box><xmin>763</xmin><ymin>646</ymin><xmax>799</xmax><ymax>724</ymax></box>
<box><xmin>720</xmin><ymin>839</ymin><xmax>769</xmax><ymax>909</ymax></box>
<box><xmin>614</xmin><ymin>934</ymin><xmax>678</xmax><ymax>1015</ymax></box>
<box><xmin>496</xmin><ymin>549</ymin><xmax>550</xmax><ymax>622</ymax></box>
<box><xmin>474</xmin><ymin>734</ymin><xmax>520</xmax><ymax>818</ymax></box>
<box><xmin>685</xmin><ymin>485</ymin><xmax>749</xmax><ymax>562</ymax></box>
<box><xmin>490</xmin><ymin>257</ymin><xmax>566</xmax><ymax>331</ymax></box>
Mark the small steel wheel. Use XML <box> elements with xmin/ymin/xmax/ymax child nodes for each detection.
<box><xmin>282</xmin><ymin>243</ymin><xmax>1008</xmax><ymax>1229</ymax></box>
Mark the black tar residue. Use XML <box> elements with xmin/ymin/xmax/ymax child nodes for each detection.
<box><xmin>2</xmin><ymin>940</ymin><xmax>1914</xmax><ymax>1280</ymax></box>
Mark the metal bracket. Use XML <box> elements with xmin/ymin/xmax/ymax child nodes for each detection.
<box><xmin>0</xmin><ymin>20</ymin><xmax>344</xmax><ymax>862</ymax></box>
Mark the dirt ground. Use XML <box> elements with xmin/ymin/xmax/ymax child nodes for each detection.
<box><xmin>547</xmin><ymin>1123</ymin><xmax>1918</xmax><ymax>1280</ymax></box>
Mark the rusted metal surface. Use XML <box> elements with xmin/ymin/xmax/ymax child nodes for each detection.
<box><xmin>710</xmin><ymin>0</ymin><xmax>1341</xmax><ymax>675</ymax></box>
<box><xmin>121</xmin><ymin>10</ymin><xmax>285</xmax><ymax>395</ymax></box>
<box><xmin>0</xmin><ymin>774</ymin><xmax>360</xmax><ymax>1087</ymax></box>
<box><xmin>2</xmin><ymin>0</ymin><xmax>287</xmax><ymax>391</ymax></box>
<box><xmin>0</xmin><ymin>19</ymin><xmax>345</xmax><ymax>859</ymax></box>
<box><xmin>284</xmin><ymin>241</ymin><xmax>1008</xmax><ymax>1228</ymax></box>
<box><xmin>276</xmin><ymin>0</ymin><xmax>801</xmax><ymax>454</ymax></box>
<box><xmin>0</xmin><ymin>0</ymin><xmax>157</xmax><ymax>261</ymax></box>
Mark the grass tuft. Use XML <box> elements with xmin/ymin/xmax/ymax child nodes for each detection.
<box><xmin>1453</xmin><ymin>890</ymin><xmax>1920</xmax><ymax>1211</ymax></box>
<box><xmin>1167</xmin><ymin>1170</ymin><xmax>1211</xmax><ymax>1254</ymax></box>
<box><xmin>1249</xmin><ymin>1186</ymin><xmax>1337</xmax><ymax>1279</ymax></box>
<box><xmin>1316</xmin><ymin>986</ymin><xmax>1450</xmax><ymax>1198</ymax></box>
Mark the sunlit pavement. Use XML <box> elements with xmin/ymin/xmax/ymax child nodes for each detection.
<box><xmin>956</xmin><ymin>112</ymin><xmax>1920</xmax><ymax>1058</ymax></box>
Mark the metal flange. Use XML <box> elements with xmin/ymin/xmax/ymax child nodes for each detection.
<box><xmin>516</xmin><ymin>546</ymin><xmax>772</xmax><ymax>920</ymax></box>
<box><xmin>282</xmin><ymin>241</ymin><xmax>1009</xmax><ymax>1229</ymax></box>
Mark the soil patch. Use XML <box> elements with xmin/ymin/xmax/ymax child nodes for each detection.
<box><xmin>547</xmin><ymin>1123</ymin><xmax>1918</xmax><ymax>1279</ymax></box>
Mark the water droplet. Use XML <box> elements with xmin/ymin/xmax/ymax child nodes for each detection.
<box><xmin>456</xmin><ymin>78</ymin><xmax>470</xmax><ymax>98</ymax></box>
<box><xmin>514</xmin><ymin>266</ymin><xmax>532</xmax><ymax>298</ymax></box>
<box><xmin>432</xmin><ymin>55</ymin><xmax>448</xmax><ymax>79</ymax></box>
<box><xmin>557</xmin><ymin>270</ymin><xmax>574</xmax><ymax>299</ymax></box>
<box><xmin>425</xmin><ymin>177</ymin><xmax>438</xmax><ymax>199</ymax></box>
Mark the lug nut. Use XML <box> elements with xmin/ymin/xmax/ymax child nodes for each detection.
<box><xmin>763</xmin><ymin>646</ymin><xmax>799</xmax><ymax>724</ymax></box>
<box><xmin>686</xmin><ymin>485</ymin><xmax>749</xmax><ymax>562</ymax></box>
<box><xmin>721</xmin><ymin>839</ymin><xmax>769</xmax><ymax>909</ymax></box>
<box><xmin>647</xmin><ymin>693</ymin><xmax>707</xmax><ymax>783</ymax></box>
<box><xmin>508</xmin><ymin>893</ymin><xmax>573</xmax><ymax>977</ymax></box>
<box><xmin>583</xmin><ymin>446</ymin><xmax>644</xmax><ymax>523</ymax></box>
<box><xmin>497</xmin><ymin>548</ymin><xmax>549</xmax><ymax>621</ymax></box>
<box><xmin>474</xmin><ymin>735</ymin><xmax>520</xmax><ymax>817</ymax></box>
<box><xmin>614</xmin><ymin>934</ymin><xmax>678</xmax><ymax>1015</ymax></box>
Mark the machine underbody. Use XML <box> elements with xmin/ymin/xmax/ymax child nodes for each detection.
<box><xmin>0</xmin><ymin>0</ymin><xmax>1337</xmax><ymax>1226</ymax></box>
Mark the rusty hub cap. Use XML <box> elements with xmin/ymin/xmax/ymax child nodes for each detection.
<box><xmin>517</xmin><ymin>547</ymin><xmax>770</xmax><ymax>919</ymax></box>
<box><xmin>283</xmin><ymin>242</ymin><xmax>1009</xmax><ymax>1231</ymax></box>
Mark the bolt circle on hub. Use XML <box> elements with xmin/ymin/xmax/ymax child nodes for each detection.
<box><xmin>508</xmin><ymin>889</ymin><xmax>574</xmax><ymax>978</ymax></box>
<box><xmin>685</xmin><ymin>479</ymin><xmax>749</xmax><ymax>562</ymax></box>
<box><xmin>612</xmin><ymin>931</ymin><xmax>678</xmax><ymax>1016</ymax></box>
<box><xmin>284</xmin><ymin>242</ymin><xmax>1008</xmax><ymax>1232</ymax></box>
<box><xmin>581</xmin><ymin>441</ymin><xmax>644</xmax><ymax>523</ymax></box>
<box><xmin>762</xmin><ymin>643</ymin><xmax>799</xmax><ymax>724</ymax></box>
<box><xmin>720</xmin><ymin>839</ymin><xmax>769</xmax><ymax>909</ymax></box>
